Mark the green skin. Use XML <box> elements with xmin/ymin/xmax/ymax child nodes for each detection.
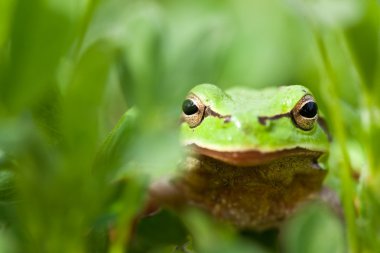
<box><xmin>150</xmin><ymin>84</ymin><xmax>330</xmax><ymax>230</ymax></box>
<box><xmin>181</xmin><ymin>84</ymin><xmax>329</xmax><ymax>154</ymax></box>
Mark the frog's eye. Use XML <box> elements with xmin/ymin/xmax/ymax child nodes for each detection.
<box><xmin>182</xmin><ymin>94</ymin><xmax>206</xmax><ymax>128</ymax></box>
<box><xmin>291</xmin><ymin>94</ymin><xmax>318</xmax><ymax>130</ymax></box>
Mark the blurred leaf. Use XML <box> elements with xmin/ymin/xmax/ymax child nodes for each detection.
<box><xmin>0</xmin><ymin>0</ymin><xmax>15</xmax><ymax>49</ymax></box>
<box><xmin>282</xmin><ymin>203</ymin><xmax>345</xmax><ymax>253</ymax></box>
<box><xmin>31</xmin><ymin>86</ymin><xmax>62</xmax><ymax>143</ymax></box>
<box><xmin>344</xmin><ymin>0</ymin><xmax>380</xmax><ymax>89</ymax></box>
<box><xmin>0</xmin><ymin>227</ymin><xmax>17</xmax><ymax>253</ymax></box>
<box><xmin>286</xmin><ymin>0</ymin><xmax>364</xmax><ymax>28</ymax></box>
<box><xmin>120</xmin><ymin>3</ymin><xmax>164</xmax><ymax>109</ymax></box>
<box><xmin>182</xmin><ymin>209</ymin><xmax>268</xmax><ymax>253</ymax></box>
<box><xmin>95</xmin><ymin>108</ymin><xmax>138</xmax><ymax>177</ymax></box>
<box><xmin>359</xmin><ymin>180</ymin><xmax>380</xmax><ymax>250</ymax></box>
<box><xmin>0</xmin><ymin>170</ymin><xmax>14</xmax><ymax>203</ymax></box>
<box><xmin>84</xmin><ymin>0</ymin><xmax>165</xmax><ymax>107</ymax></box>
<box><xmin>108</xmin><ymin>175</ymin><xmax>147</xmax><ymax>253</ymax></box>
<box><xmin>0</xmin><ymin>0</ymin><xmax>85</xmax><ymax>112</ymax></box>
<box><xmin>130</xmin><ymin>210</ymin><xmax>188</xmax><ymax>253</ymax></box>
<box><xmin>62</xmin><ymin>39</ymin><xmax>117</xmax><ymax>166</ymax></box>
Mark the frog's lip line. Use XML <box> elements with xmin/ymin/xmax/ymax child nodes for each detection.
<box><xmin>187</xmin><ymin>144</ymin><xmax>324</xmax><ymax>167</ymax></box>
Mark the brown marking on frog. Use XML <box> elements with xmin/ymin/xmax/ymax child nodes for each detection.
<box><xmin>257</xmin><ymin>113</ymin><xmax>290</xmax><ymax>126</ymax></box>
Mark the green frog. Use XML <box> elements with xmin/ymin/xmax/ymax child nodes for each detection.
<box><xmin>148</xmin><ymin>84</ymin><xmax>330</xmax><ymax>230</ymax></box>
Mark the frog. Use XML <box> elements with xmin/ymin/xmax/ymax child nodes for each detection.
<box><xmin>148</xmin><ymin>83</ymin><xmax>331</xmax><ymax>231</ymax></box>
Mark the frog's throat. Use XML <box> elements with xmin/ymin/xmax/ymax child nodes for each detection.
<box><xmin>187</xmin><ymin>144</ymin><xmax>324</xmax><ymax>167</ymax></box>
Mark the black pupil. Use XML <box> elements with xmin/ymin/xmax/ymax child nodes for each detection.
<box><xmin>299</xmin><ymin>101</ymin><xmax>318</xmax><ymax>118</ymax></box>
<box><xmin>182</xmin><ymin>99</ymin><xmax>199</xmax><ymax>115</ymax></box>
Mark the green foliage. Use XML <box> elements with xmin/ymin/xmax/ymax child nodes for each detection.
<box><xmin>282</xmin><ymin>203</ymin><xmax>345</xmax><ymax>253</ymax></box>
<box><xmin>0</xmin><ymin>0</ymin><xmax>379</xmax><ymax>252</ymax></box>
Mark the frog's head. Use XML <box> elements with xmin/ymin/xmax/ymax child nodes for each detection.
<box><xmin>180</xmin><ymin>84</ymin><xmax>330</xmax><ymax>166</ymax></box>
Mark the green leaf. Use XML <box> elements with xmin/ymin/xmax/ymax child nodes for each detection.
<box><xmin>282</xmin><ymin>203</ymin><xmax>345</xmax><ymax>253</ymax></box>
<box><xmin>0</xmin><ymin>0</ymin><xmax>85</xmax><ymax>112</ymax></box>
<box><xmin>344</xmin><ymin>0</ymin><xmax>380</xmax><ymax>89</ymax></box>
<box><xmin>182</xmin><ymin>209</ymin><xmax>268</xmax><ymax>253</ymax></box>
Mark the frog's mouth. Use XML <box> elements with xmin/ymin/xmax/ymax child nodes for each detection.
<box><xmin>187</xmin><ymin>144</ymin><xmax>324</xmax><ymax>168</ymax></box>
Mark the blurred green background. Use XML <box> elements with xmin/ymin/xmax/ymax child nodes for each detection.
<box><xmin>0</xmin><ymin>0</ymin><xmax>379</xmax><ymax>252</ymax></box>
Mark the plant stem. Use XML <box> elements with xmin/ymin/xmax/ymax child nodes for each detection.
<box><xmin>313</xmin><ymin>30</ymin><xmax>359</xmax><ymax>253</ymax></box>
